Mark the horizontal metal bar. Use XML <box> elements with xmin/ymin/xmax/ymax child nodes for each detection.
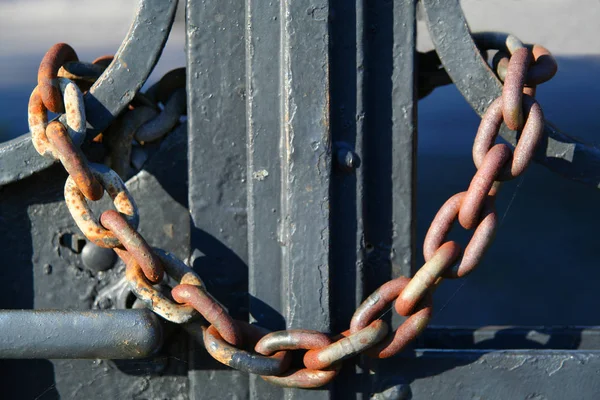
<box><xmin>421</xmin><ymin>326</ymin><xmax>600</xmax><ymax>350</ymax></box>
<box><xmin>0</xmin><ymin>309</ymin><xmax>163</xmax><ymax>359</ymax></box>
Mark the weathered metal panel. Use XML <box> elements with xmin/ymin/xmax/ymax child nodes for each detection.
<box><xmin>379</xmin><ymin>350</ymin><xmax>600</xmax><ymax>399</ymax></box>
<box><xmin>0</xmin><ymin>125</ymin><xmax>190</xmax><ymax>399</ymax></box>
<box><xmin>328</xmin><ymin>0</ymin><xmax>368</xmax><ymax>395</ymax></box>
<box><xmin>359</xmin><ymin>0</ymin><xmax>418</xmax><ymax>394</ymax></box>
<box><xmin>246</xmin><ymin>0</ymin><xmax>332</xmax><ymax>398</ymax></box>
<box><xmin>185</xmin><ymin>0</ymin><xmax>250</xmax><ymax>397</ymax></box>
<box><xmin>244</xmin><ymin>0</ymin><xmax>286</xmax><ymax>397</ymax></box>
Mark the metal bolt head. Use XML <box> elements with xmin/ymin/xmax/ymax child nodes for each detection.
<box><xmin>81</xmin><ymin>242</ymin><xmax>117</xmax><ymax>272</ymax></box>
<box><xmin>336</xmin><ymin>146</ymin><xmax>361</xmax><ymax>172</ymax></box>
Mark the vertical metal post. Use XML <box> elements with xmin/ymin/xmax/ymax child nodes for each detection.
<box><xmin>361</xmin><ymin>0</ymin><xmax>417</xmax><ymax>392</ymax></box>
<box><xmin>186</xmin><ymin>0</ymin><xmax>249</xmax><ymax>398</ymax></box>
<box><xmin>329</xmin><ymin>0</ymin><xmax>417</xmax><ymax>395</ymax></box>
<box><xmin>187</xmin><ymin>0</ymin><xmax>415</xmax><ymax>397</ymax></box>
<box><xmin>246</xmin><ymin>1</ymin><xmax>331</xmax><ymax>399</ymax></box>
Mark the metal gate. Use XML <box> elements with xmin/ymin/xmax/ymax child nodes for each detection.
<box><xmin>1</xmin><ymin>0</ymin><xmax>599</xmax><ymax>398</ymax></box>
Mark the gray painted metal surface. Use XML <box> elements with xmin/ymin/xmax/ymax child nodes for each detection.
<box><xmin>185</xmin><ymin>0</ymin><xmax>417</xmax><ymax>397</ymax></box>
<box><xmin>185</xmin><ymin>0</ymin><xmax>250</xmax><ymax>398</ymax></box>
<box><xmin>245</xmin><ymin>0</ymin><xmax>332</xmax><ymax>397</ymax></box>
<box><xmin>0</xmin><ymin>124</ymin><xmax>190</xmax><ymax>399</ymax></box>
<box><xmin>0</xmin><ymin>0</ymin><xmax>178</xmax><ymax>186</ymax></box>
<box><xmin>379</xmin><ymin>351</ymin><xmax>600</xmax><ymax>399</ymax></box>
<box><xmin>0</xmin><ymin>310</ymin><xmax>163</xmax><ymax>359</ymax></box>
<box><xmin>0</xmin><ymin>0</ymin><xmax>599</xmax><ymax>398</ymax></box>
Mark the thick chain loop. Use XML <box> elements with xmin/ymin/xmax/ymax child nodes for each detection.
<box><xmin>395</xmin><ymin>243</ymin><xmax>461</xmax><ymax>316</ymax></box>
<box><xmin>37</xmin><ymin>43</ymin><xmax>79</xmax><ymax>113</ymax></box>
<box><xmin>424</xmin><ymin>190</ymin><xmax>499</xmax><ymax>279</ymax></box>
<box><xmin>101</xmin><ymin>210</ymin><xmax>164</xmax><ymax>283</ymax></box>
<box><xmin>255</xmin><ymin>330</ymin><xmax>339</xmax><ymax>388</ymax></box>
<box><xmin>172</xmin><ymin>283</ymin><xmax>242</xmax><ymax>346</ymax></box>
<box><xmin>105</xmin><ymin>107</ymin><xmax>158</xmax><ymax>177</ymax></box>
<box><xmin>458</xmin><ymin>143</ymin><xmax>511</xmax><ymax>230</ymax></box>
<box><xmin>28</xmin><ymin>77</ymin><xmax>86</xmax><ymax>159</ymax></box>
<box><xmin>202</xmin><ymin>321</ymin><xmax>291</xmax><ymax>376</ymax></box>
<box><xmin>26</xmin><ymin>36</ymin><xmax>558</xmax><ymax>389</ymax></box>
<box><xmin>65</xmin><ymin>163</ymin><xmax>139</xmax><ymax>248</ymax></box>
<box><xmin>350</xmin><ymin>276</ymin><xmax>434</xmax><ymax>359</ymax></box>
<box><xmin>303</xmin><ymin>320</ymin><xmax>389</xmax><ymax>370</ymax></box>
<box><xmin>501</xmin><ymin>47</ymin><xmax>532</xmax><ymax>130</ymax></box>
<box><xmin>46</xmin><ymin>120</ymin><xmax>103</xmax><ymax>201</ymax></box>
<box><xmin>135</xmin><ymin>89</ymin><xmax>186</xmax><ymax>143</ymax></box>
<box><xmin>125</xmin><ymin>248</ymin><xmax>202</xmax><ymax>323</ymax></box>
<box><xmin>472</xmin><ymin>95</ymin><xmax>544</xmax><ymax>181</ymax></box>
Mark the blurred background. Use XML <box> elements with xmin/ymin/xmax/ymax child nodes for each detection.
<box><xmin>1</xmin><ymin>0</ymin><xmax>599</xmax><ymax>327</ymax></box>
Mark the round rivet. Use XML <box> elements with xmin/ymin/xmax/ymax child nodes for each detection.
<box><xmin>81</xmin><ymin>242</ymin><xmax>117</xmax><ymax>272</ymax></box>
<box><xmin>336</xmin><ymin>146</ymin><xmax>360</xmax><ymax>172</ymax></box>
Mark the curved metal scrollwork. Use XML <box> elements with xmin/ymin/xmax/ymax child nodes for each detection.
<box><xmin>422</xmin><ymin>0</ymin><xmax>600</xmax><ymax>189</ymax></box>
<box><xmin>0</xmin><ymin>0</ymin><xmax>178</xmax><ymax>185</ymax></box>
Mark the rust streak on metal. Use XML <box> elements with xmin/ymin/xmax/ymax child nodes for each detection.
<box><xmin>473</xmin><ymin>96</ymin><xmax>544</xmax><ymax>181</ymax></box>
<box><xmin>125</xmin><ymin>259</ymin><xmax>197</xmax><ymax>324</ymax></box>
<box><xmin>125</xmin><ymin>249</ymin><xmax>203</xmax><ymax>324</ymax></box>
<box><xmin>27</xmin><ymin>86</ymin><xmax>50</xmax><ymax>157</ymax></box>
<box><xmin>424</xmin><ymin>192</ymin><xmax>498</xmax><ymax>279</ymax></box>
<box><xmin>203</xmin><ymin>321</ymin><xmax>291</xmax><ymax>376</ymax></box>
<box><xmin>100</xmin><ymin>210</ymin><xmax>163</xmax><ymax>283</ymax></box>
<box><xmin>46</xmin><ymin>121</ymin><xmax>103</xmax><ymax>200</ymax></box>
<box><xmin>458</xmin><ymin>144</ymin><xmax>511</xmax><ymax>229</ymax></box>
<box><xmin>303</xmin><ymin>320</ymin><xmax>388</xmax><ymax>370</ymax></box>
<box><xmin>172</xmin><ymin>284</ymin><xmax>242</xmax><ymax>346</ymax></box>
<box><xmin>350</xmin><ymin>276</ymin><xmax>433</xmax><ymax>358</ymax></box>
<box><xmin>65</xmin><ymin>163</ymin><xmax>139</xmax><ymax>248</ymax></box>
<box><xmin>28</xmin><ymin>78</ymin><xmax>86</xmax><ymax>159</ymax></box>
<box><xmin>501</xmin><ymin>47</ymin><xmax>531</xmax><ymax>130</ymax></box>
<box><xmin>395</xmin><ymin>242</ymin><xmax>460</xmax><ymax>316</ymax></box>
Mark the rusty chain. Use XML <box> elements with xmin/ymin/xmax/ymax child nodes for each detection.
<box><xmin>27</xmin><ymin>35</ymin><xmax>557</xmax><ymax>389</ymax></box>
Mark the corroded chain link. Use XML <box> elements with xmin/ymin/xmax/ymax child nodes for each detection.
<box><xmin>27</xmin><ymin>35</ymin><xmax>557</xmax><ymax>390</ymax></box>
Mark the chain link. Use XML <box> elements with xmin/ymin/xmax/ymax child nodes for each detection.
<box><xmin>27</xmin><ymin>35</ymin><xmax>557</xmax><ymax>389</ymax></box>
<box><xmin>37</xmin><ymin>43</ymin><xmax>79</xmax><ymax>113</ymax></box>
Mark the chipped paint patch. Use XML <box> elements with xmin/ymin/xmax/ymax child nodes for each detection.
<box><xmin>252</xmin><ymin>169</ymin><xmax>269</xmax><ymax>181</ymax></box>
